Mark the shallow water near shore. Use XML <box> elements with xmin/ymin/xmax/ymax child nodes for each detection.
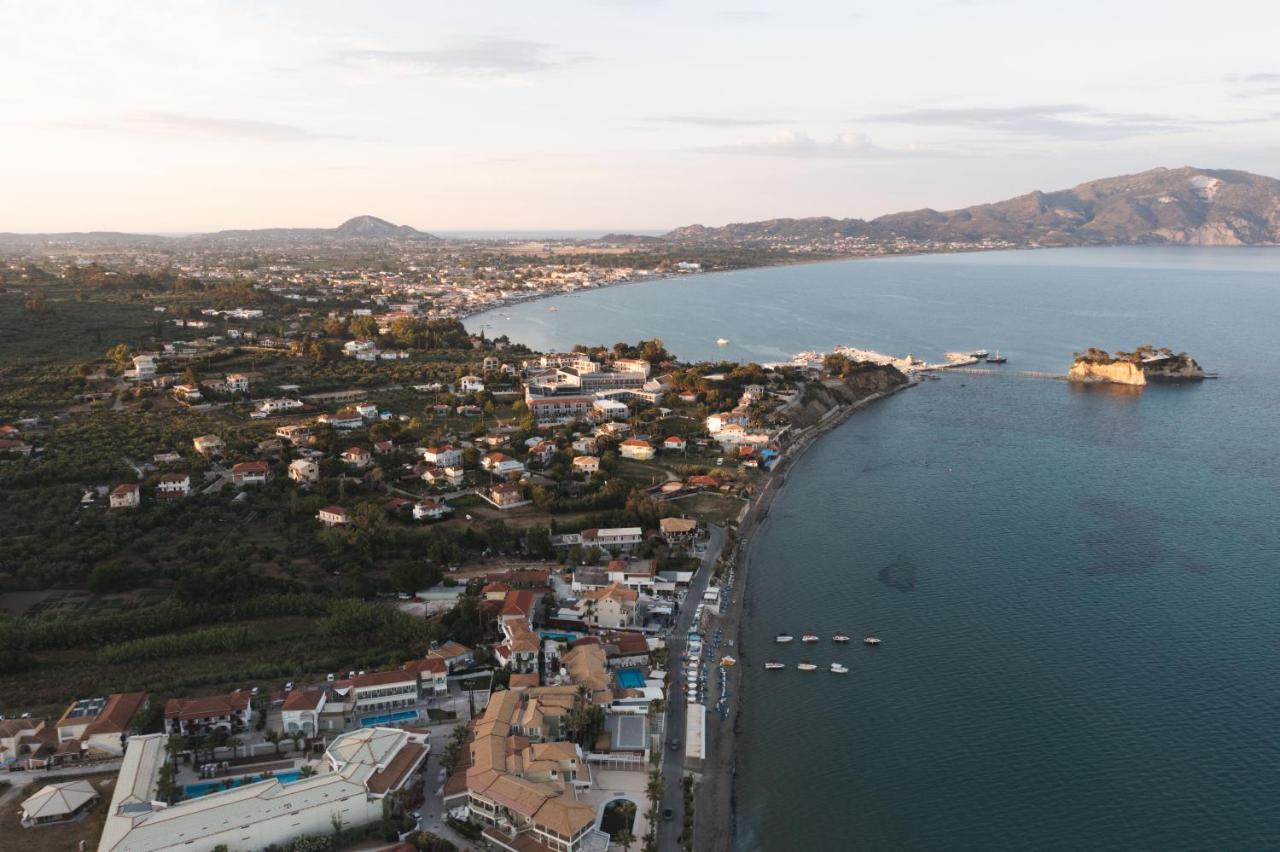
<box><xmin>472</xmin><ymin>247</ymin><xmax>1280</xmax><ymax>849</ymax></box>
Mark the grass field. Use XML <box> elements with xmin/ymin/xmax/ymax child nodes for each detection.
<box><xmin>675</xmin><ymin>492</ymin><xmax>747</xmax><ymax>526</ymax></box>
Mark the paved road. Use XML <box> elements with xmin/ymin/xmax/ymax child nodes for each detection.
<box><xmin>656</xmin><ymin>523</ymin><xmax>726</xmax><ymax>851</ymax></box>
<box><xmin>413</xmin><ymin>722</ymin><xmax>479</xmax><ymax>849</ymax></box>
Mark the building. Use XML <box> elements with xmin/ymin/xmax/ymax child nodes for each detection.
<box><xmin>109</xmin><ymin>483</ymin><xmax>140</xmax><ymax>509</ymax></box>
<box><xmin>571</xmin><ymin>435</ymin><xmax>598</xmax><ymax>454</ymax></box>
<box><xmin>288</xmin><ymin>458</ymin><xmax>320</xmax><ymax>485</ymax></box>
<box><xmin>275</xmin><ymin>424</ymin><xmax>312</xmax><ymax>445</ymax></box>
<box><xmin>428</xmin><ymin>641</ymin><xmax>474</xmax><ymax>671</ymax></box>
<box><xmin>591</xmin><ymin>398</ymin><xmax>630</xmax><ymax>421</ymax></box>
<box><xmin>618</xmin><ymin>439</ymin><xmax>654</xmax><ymax>460</ymax></box>
<box><xmin>221</xmin><ymin>373</ymin><xmax>249</xmax><ymax>394</ymax></box>
<box><xmin>527</xmin><ymin>394</ymin><xmax>594</xmax><ymax>425</ymax></box>
<box><xmin>155</xmin><ymin>473</ymin><xmax>190</xmax><ymax>500</ymax></box>
<box><xmin>663</xmin><ymin>436</ymin><xmax>687</xmax><ymax>452</ymax></box>
<box><xmin>584</xmin><ymin>528</ymin><xmax>643</xmax><ymax>550</ymax></box>
<box><xmin>413</xmin><ymin>499</ymin><xmax>452</xmax><ymax>521</ymax></box>
<box><xmin>351</xmin><ymin>670</ymin><xmax>419</xmax><ymax>716</ymax></box>
<box><xmin>580</xmin><ymin>583</ymin><xmax>639</xmax><ymax>629</ymax></box>
<box><xmin>20</xmin><ymin>779</ymin><xmax>99</xmax><ymax>828</ymax></box>
<box><xmin>163</xmin><ymin>691</ymin><xmax>253</xmax><ymax>736</ymax></box>
<box><xmin>420</xmin><ymin>444</ymin><xmax>463</xmax><ymax>467</ymax></box>
<box><xmin>257</xmin><ymin>397</ymin><xmax>303</xmax><ymax>415</ymax></box>
<box><xmin>463</xmin><ymin>690</ymin><xmax>603</xmax><ymax>852</ymax></box>
<box><xmin>402</xmin><ymin>656</ymin><xmax>449</xmax><ymax>696</ymax></box>
<box><xmin>527</xmin><ymin>440</ymin><xmax>556</xmax><ymax>467</ymax></box>
<box><xmin>481</xmin><ymin>452</ymin><xmax>525</xmax><ymax>476</ymax></box>
<box><xmin>55</xmin><ymin>693</ymin><xmax>149</xmax><ymax>759</ymax></box>
<box><xmin>192</xmin><ymin>434</ymin><xmax>224</xmax><ymax>456</ymax></box>
<box><xmin>230</xmin><ymin>460</ymin><xmax>271</xmax><ymax>486</ymax></box>
<box><xmin>706</xmin><ymin>410</ymin><xmax>749</xmax><ymax>434</ymax></box>
<box><xmin>342</xmin><ymin>446</ymin><xmax>372</xmax><ymax>468</ymax></box>
<box><xmin>660</xmin><ymin>516</ymin><xmax>699</xmax><ymax>549</ymax></box>
<box><xmin>172</xmin><ymin>384</ymin><xmax>204</xmax><ymax>403</ymax></box>
<box><xmin>483</xmin><ymin>481</ymin><xmax>528</xmax><ymax>509</ymax></box>
<box><xmin>459</xmin><ymin>375</ymin><xmax>485</xmax><ymax>392</ymax></box>
<box><xmin>571</xmin><ymin>455</ymin><xmax>600</xmax><ymax>476</ymax></box>
<box><xmin>97</xmin><ymin>728</ymin><xmax>428</xmax><ymax>852</ymax></box>
<box><xmin>131</xmin><ymin>355</ymin><xmax>157</xmax><ymax>381</ymax></box>
<box><xmin>317</xmin><ymin>412</ymin><xmax>364</xmax><ymax>430</ymax></box>
<box><xmin>318</xmin><ymin>505</ymin><xmax>349</xmax><ymax>527</ymax></box>
<box><xmin>280</xmin><ymin>689</ymin><xmax>328</xmax><ymax>737</ymax></box>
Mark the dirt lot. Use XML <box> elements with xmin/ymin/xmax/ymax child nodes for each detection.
<box><xmin>0</xmin><ymin>774</ymin><xmax>116</xmax><ymax>852</ymax></box>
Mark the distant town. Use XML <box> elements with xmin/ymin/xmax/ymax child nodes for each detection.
<box><xmin>0</xmin><ymin>237</ymin><xmax>910</xmax><ymax>852</ymax></box>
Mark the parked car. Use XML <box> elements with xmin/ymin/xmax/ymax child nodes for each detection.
<box><xmin>669</xmin><ymin>738</ymin><xmax>681</xmax><ymax>751</ymax></box>
<box><xmin>662</xmin><ymin>808</ymin><xmax>674</xmax><ymax>821</ymax></box>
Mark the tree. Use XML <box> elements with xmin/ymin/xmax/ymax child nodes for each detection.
<box><xmin>106</xmin><ymin>343</ymin><xmax>132</xmax><ymax>370</ymax></box>
<box><xmin>265</xmin><ymin>729</ymin><xmax>282</xmax><ymax>755</ymax></box>
<box><xmin>615</xmin><ymin>800</ymin><xmax>637</xmax><ymax>851</ymax></box>
<box><xmin>299</xmin><ymin>764</ymin><xmax>318</xmax><ymax>778</ymax></box>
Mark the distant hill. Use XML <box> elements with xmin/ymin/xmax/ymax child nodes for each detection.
<box><xmin>197</xmin><ymin>215</ymin><xmax>437</xmax><ymax>243</ymax></box>
<box><xmin>660</xmin><ymin>167</ymin><xmax>1280</xmax><ymax>247</ymax></box>
<box><xmin>0</xmin><ymin>216</ymin><xmax>438</xmax><ymax>248</ymax></box>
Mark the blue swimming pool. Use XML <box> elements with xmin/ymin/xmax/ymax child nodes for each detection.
<box><xmin>359</xmin><ymin>709</ymin><xmax>419</xmax><ymax>728</ymax></box>
<box><xmin>540</xmin><ymin>631</ymin><xmax>580</xmax><ymax>643</ymax></box>
<box><xmin>184</xmin><ymin>769</ymin><xmax>302</xmax><ymax>798</ymax></box>
<box><xmin>616</xmin><ymin>668</ymin><xmax>646</xmax><ymax>689</ymax></box>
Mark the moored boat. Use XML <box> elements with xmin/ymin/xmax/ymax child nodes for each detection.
<box><xmin>832</xmin><ymin>633</ymin><xmax>851</xmax><ymax>643</ymax></box>
<box><xmin>763</xmin><ymin>660</ymin><xmax>785</xmax><ymax>670</ymax></box>
<box><xmin>716</xmin><ymin>337</ymin><xmax>729</xmax><ymax>346</ymax></box>
<box><xmin>864</xmin><ymin>636</ymin><xmax>882</xmax><ymax>646</ymax></box>
<box><xmin>775</xmin><ymin>633</ymin><xmax>794</xmax><ymax>643</ymax></box>
<box><xmin>987</xmin><ymin>350</ymin><xmax>1007</xmax><ymax>363</ymax></box>
<box><xmin>720</xmin><ymin>656</ymin><xmax>736</xmax><ymax>667</ymax></box>
<box><xmin>830</xmin><ymin>663</ymin><xmax>849</xmax><ymax>674</ymax></box>
<box><xmin>801</xmin><ymin>633</ymin><xmax>820</xmax><ymax>643</ymax></box>
<box><xmin>796</xmin><ymin>662</ymin><xmax>817</xmax><ymax>672</ymax></box>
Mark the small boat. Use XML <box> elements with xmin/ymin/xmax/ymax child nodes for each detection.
<box><xmin>830</xmin><ymin>663</ymin><xmax>849</xmax><ymax>674</ymax></box>
<box><xmin>716</xmin><ymin>338</ymin><xmax>729</xmax><ymax>346</ymax></box>
<box><xmin>801</xmin><ymin>633</ymin><xmax>819</xmax><ymax>643</ymax></box>
<box><xmin>763</xmin><ymin>660</ymin><xmax>785</xmax><ymax>670</ymax></box>
<box><xmin>796</xmin><ymin>662</ymin><xmax>817</xmax><ymax>672</ymax></box>
<box><xmin>864</xmin><ymin>636</ymin><xmax>882</xmax><ymax>646</ymax></box>
<box><xmin>547</xmin><ymin>306</ymin><xmax>559</xmax><ymax>312</ymax></box>
<box><xmin>987</xmin><ymin>351</ymin><xmax>1007</xmax><ymax>364</ymax></box>
<box><xmin>970</xmin><ymin>349</ymin><xmax>989</xmax><ymax>359</ymax></box>
<box><xmin>775</xmin><ymin>634</ymin><xmax>794</xmax><ymax>643</ymax></box>
<box><xmin>832</xmin><ymin>634</ymin><xmax>851</xmax><ymax>643</ymax></box>
<box><xmin>720</xmin><ymin>656</ymin><xmax>737</xmax><ymax>667</ymax></box>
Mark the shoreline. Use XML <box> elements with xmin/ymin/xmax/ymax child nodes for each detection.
<box><xmin>693</xmin><ymin>377</ymin><xmax>920</xmax><ymax>852</ymax></box>
<box><xmin>459</xmin><ymin>244</ymin><xmax>1051</xmax><ymax>330</ymax></box>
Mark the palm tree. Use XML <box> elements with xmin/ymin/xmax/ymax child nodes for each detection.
<box><xmin>299</xmin><ymin>765</ymin><xmax>318</xmax><ymax>778</ymax></box>
<box><xmin>265</xmin><ymin>729</ymin><xmax>282</xmax><ymax>756</ymax></box>
<box><xmin>615</xmin><ymin>801</ymin><xmax>637</xmax><ymax>852</ymax></box>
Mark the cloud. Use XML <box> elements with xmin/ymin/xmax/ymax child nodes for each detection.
<box><xmin>129</xmin><ymin>112</ymin><xmax>332</xmax><ymax>141</ymax></box>
<box><xmin>1227</xmin><ymin>73</ymin><xmax>1280</xmax><ymax>98</ymax></box>
<box><xmin>335</xmin><ymin>38</ymin><xmax>588</xmax><ymax>77</ymax></box>
<box><xmin>696</xmin><ymin>130</ymin><xmax>935</xmax><ymax>159</ymax></box>
<box><xmin>864</xmin><ymin>104</ymin><xmax>1268</xmax><ymax>141</ymax></box>
<box><xmin>650</xmin><ymin>115</ymin><xmax>792</xmax><ymax>128</ymax></box>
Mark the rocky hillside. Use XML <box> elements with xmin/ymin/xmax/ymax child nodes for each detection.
<box><xmin>786</xmin><ymin>364</ymin><xmax>909</xmax><ymax>429</ymax></box>
<box><xmin>664</xmin><ymin>167</ymin><xmax>1280</xmax><ymax>247</ymax></box>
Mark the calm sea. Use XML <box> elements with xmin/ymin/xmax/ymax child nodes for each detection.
<box><xmin>470</xmin><ymin>247</ymin><xmax>1280</xmax><ymax>850</ymax></box>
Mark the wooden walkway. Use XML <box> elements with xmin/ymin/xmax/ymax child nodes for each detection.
<box><xmin>931</xmin><ymin>367</ymin><xmax>1064</xmax><ymax>380</ymax></box>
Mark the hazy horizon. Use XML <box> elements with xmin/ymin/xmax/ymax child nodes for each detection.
<box><xmin>5</xmin><ymin>1</ymin><xmax>1280</xmax><ymax>232</ymax></box>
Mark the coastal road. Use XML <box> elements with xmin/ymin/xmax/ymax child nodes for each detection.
<box><xmin>657</xmin><ymin>523</ymin><xmax>725</xmax><ymax>851</ymax></box>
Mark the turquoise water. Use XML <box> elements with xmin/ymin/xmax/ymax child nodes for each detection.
<box><xmin>616</xmin><ymin>668</ymin><xmax>647</xmax><ymax>689</ymax></box>
<box><xmin>472</xmin><ymin>247</ymin><xmax>1280</xmax><ymax>849</ymax></box>
<box><xmin>184</xmin><ymin>769</ymin><xmax>302</xmax><ymax>798</ymax></box>
<box><xmin>359</xmin><ymin>709</ymin><xmax>419</xmax><ymax>728</ymax></box>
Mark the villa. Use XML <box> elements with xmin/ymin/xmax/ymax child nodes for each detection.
<box><xmin>163</xmin><ymin>691</ymin><xmax>253</xmax><ymax>736</ymax></box>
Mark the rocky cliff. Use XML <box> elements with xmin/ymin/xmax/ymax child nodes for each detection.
<box><xmin>1067</xmin><ymin>348</ymin><xmax>1205</xmax><ymax>385</ymax></box>
<box><xmin>787</xmin><ymin>364</ymin><xmax>908</xmax><ymax>428</ymax></box>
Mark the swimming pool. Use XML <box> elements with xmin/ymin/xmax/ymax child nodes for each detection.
<box><xmin>184</xmin><ymin>769</ymin><xmax>302</xmax><ymax>798</ymax></box>
<box><xmin>540</xmin><ymin>631</ymin><xmax>581</xmax><ymax>643</ymax></box>
<box><xmin>616</xmin><ymin>668</ymin><xmax>646</xmax><ymax>689</ymax></box>
<box><xmin>359</xmin><ymin>709</ymin><xmax>419</xmax><ymax>728</ymax></box>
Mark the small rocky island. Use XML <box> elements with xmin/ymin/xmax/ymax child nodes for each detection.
<box><xmin>1068</xmin><ymin>346</ymin><xmax>1206</xmax><ymax>385</ymax></box>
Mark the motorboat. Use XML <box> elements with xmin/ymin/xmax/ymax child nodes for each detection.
<box><xmin>832</xmin><ymin>634</ymin><xmax>851</xmax><ymax>643</ymax></box>
<box><xmin>764</xmin><ymin>660</ymin><xmax>785</xmax><ymax>670</ymax></box>
<box><xmin>864</xmin><ymin>636</ymin><xmax>882</xmax><ymax>646</ymax></box>
<box><xmin>720</xmin><ymin>656</ymin><xmax>737</xmax><ymax>667</ymax></box>
<box><xmin>830</xmin><ymin>663</ymin><xmax>849</xmax><ymax>674</ymax></box>
<box><xmin>801</xmin><ymin>633</ymin><xmax>820</xmax><ymax>643</ymax></box>
<box><xmin>547</xmin><ymin>306</ymin><xmax>559</xmax><ymax>312</ymax></box>
<box><xmin>775</xmin><ymin>633</ymin><xmax>794</xmax><ymax>643</ymax></box>
<box><xmin>716</xmin><ymin>338</ymin><xmax>730</xmax><ymax>346</ymax></box>
<box><xmin>970</xmin><ymin>349</ymin><xmax>989</xmax><ymax>359</ymax></box>
<box><xmin>796</xmin><ymin>662</ymin><xmax>817</xmax><ymax>672</ymax></box>
<box><xmin>987</xmin><ymin>351</ymin><xmax>1007</xmax><ymax>363</ymax></box>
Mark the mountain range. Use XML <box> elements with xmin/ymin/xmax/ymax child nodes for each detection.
<box><xmin>3</xmin><ymin>168</ymin><xmax>1279</xmax><ymax>249</ymax></box>
<box><xmin>656</xmin><ymin>167</ymin><xmax>1280</xmax><ymax>247</ymax></box>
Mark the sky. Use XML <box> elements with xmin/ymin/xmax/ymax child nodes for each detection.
<box><xmin>3</xmin><ymin>0</ymin><xmax>1280</xmax><ymax>232</ymax></box>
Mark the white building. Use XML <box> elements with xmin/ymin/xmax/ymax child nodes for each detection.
<box><xmin>420</xmin><ymin>445</ymin><xmax>463</xmax><ymax>468</ymax></box>
<box><xmin>288</xmin><ymin>458</ymin><xmax>321</xmax><ymax>485</ymax></box>
<box><xmin>413</xmin><ymin>499</ymin><xmax>452</xmax><ymax>521</ymax></box>
<box><xmin>459</xmin><ymin>375</ymin><xmax>485</xmax><ymax>393</ymax></box>
<box><xmin>131</xmin><ymin>355</ymin><xmax>157</xmax><ymax>381</ymax></box>
<box><xmin>223</xmin><ymin>373</ymin><xmax>250</xmax><ymax>394</ymax></box>
<box><xmin>351</xmin><ymin>671</ymin><xmax>419</xmax><ymax>716</ymax></box>
<box><xmin>97</xmin><ymin>728</ymin><xmax>429</xmax><ymax>852</ymax></box>
<box><xmin>257</xmin><ymin>397</ymin><xmax>303</xmax><ymax>415</ymax></box>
